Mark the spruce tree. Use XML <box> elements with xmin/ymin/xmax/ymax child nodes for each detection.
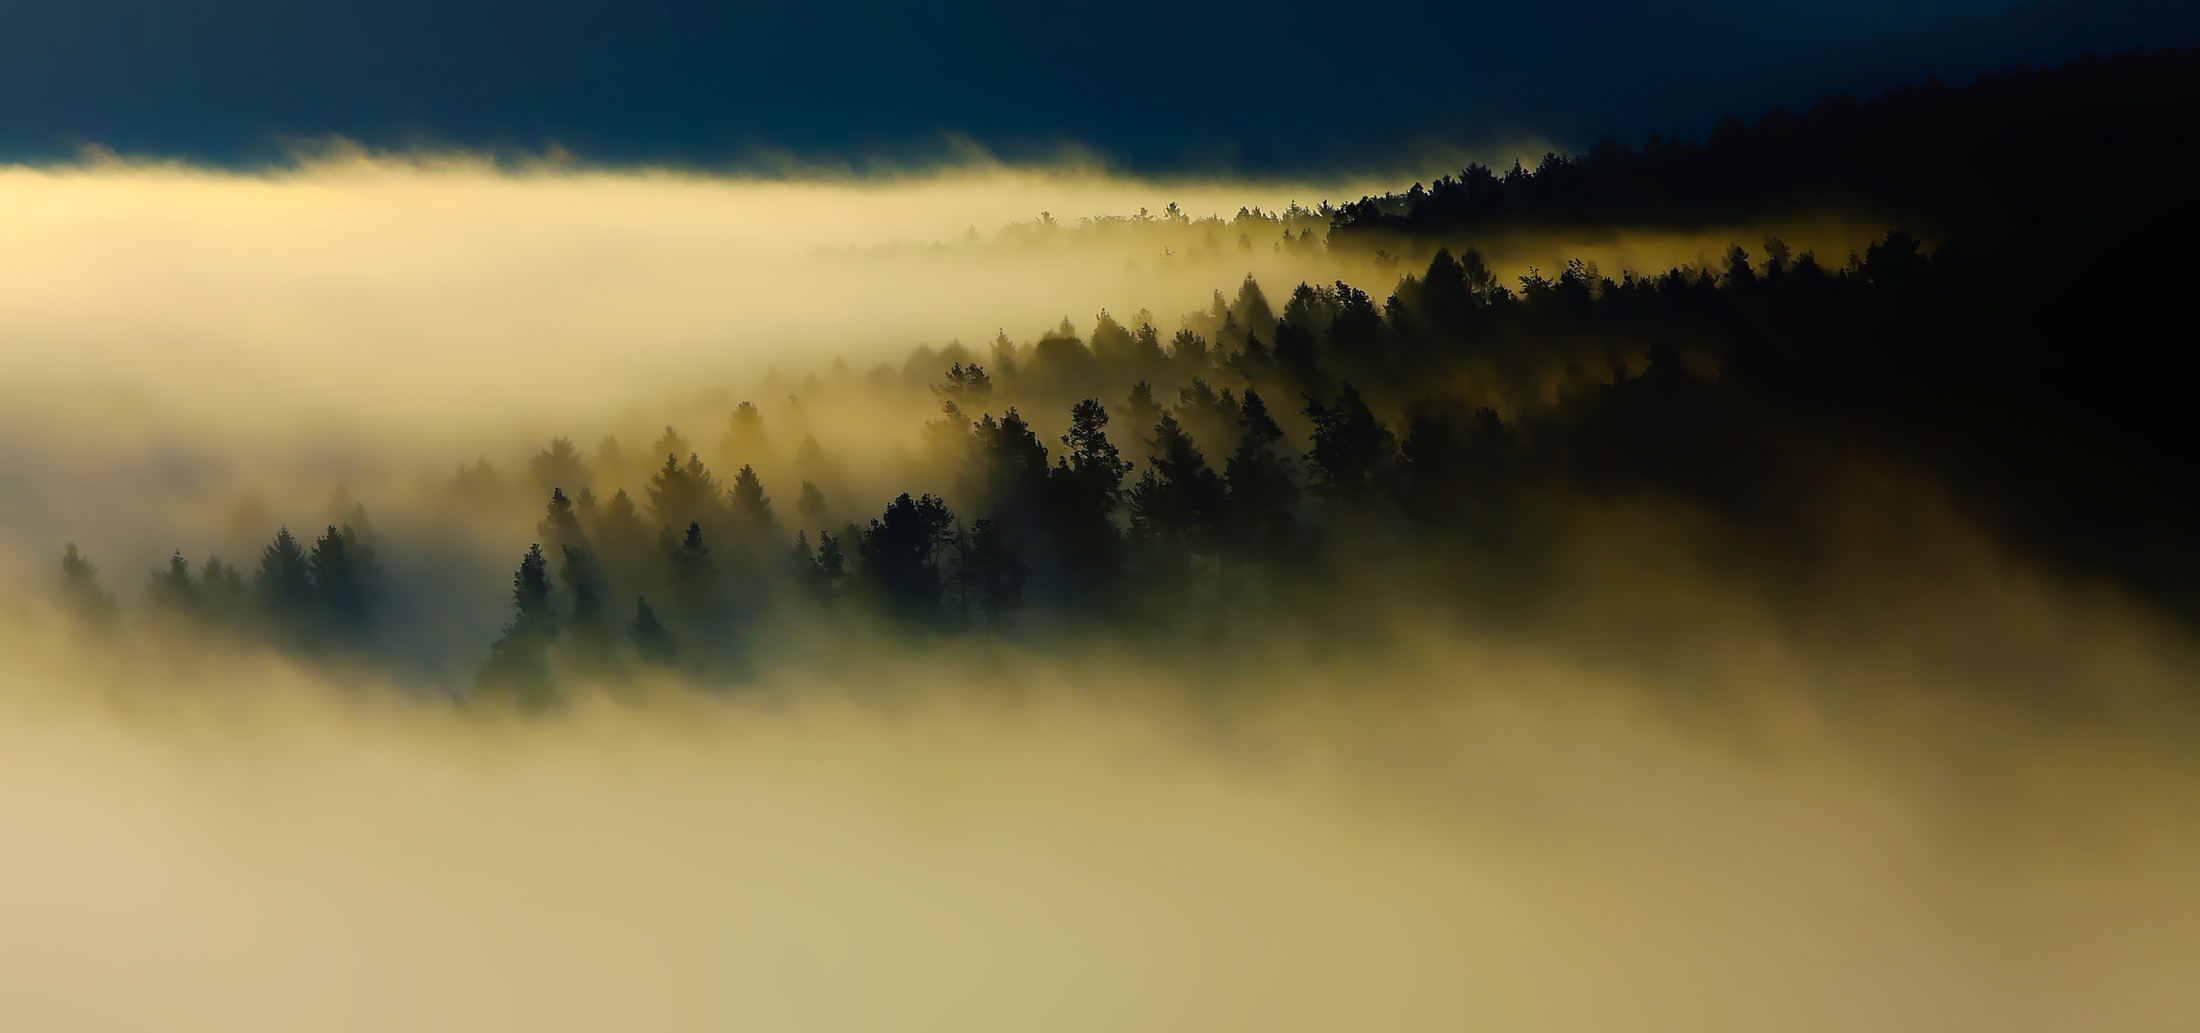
<box><xmin>58</xmin><ymin>543</ymin><xmax>117</xmax><ymax>627</ymax></box>
<box><xmin>309</xmin><ymin>524</ymin><xmax>371</xmax><ymax>645</ymax></box>
<box><xmin>477</xmin><ymin>544</ymin><xmax>558</xmax><ymax>706</ymax></box>
<box><xmin>628</xmin><ymin>597</ymin><xmax>675</xmax><ymax>667</ymax></box>
<box><xmin>146</xmin><ymin>551</ymin><xmax>200</xmax><ymax>616</ymax></box>
<box><xmin>253</xmin><ymin>527</ymin><xmax>315</xmax><ymax>644</ymax></box>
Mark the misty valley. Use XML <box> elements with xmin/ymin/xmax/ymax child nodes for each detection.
<box><xmin>4</xmin><ymin>41</ymin><xmax>2198</xmax><ymax>1033</ymax></box>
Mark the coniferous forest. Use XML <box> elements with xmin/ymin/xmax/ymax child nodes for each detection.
<box><xmin>43</xmin><ymin>46</ymin><xmax>2200</xmax><ymax>707</ymax></box>
<box><xmin>12</xmin><ymin>12</ymin><xmax>2200</xmax><ymax>1030</ymax></box>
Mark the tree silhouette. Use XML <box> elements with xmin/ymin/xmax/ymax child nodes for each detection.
<box><xmin>729</xmin><ymin>465</ymin><xmax>775</xmax><ymax>533</ymax></box>
<box><xmin>1303</xmin><ymin>384</ymin><xmax>1396</xmax><ymax>507</ymax></box>
<box><xmin>1222</xmin><ymin>388</ymin><xmax>1301</xmax><ymax>561</ymax></box>
<box><xmin>858</xmin><ymin>493</ymin><xmax>954</xmax><ymax>628</ymax></box>
<box><xmin>529</xmin><ymin>437</ymin><xmax>588</xmax><ymax>497</ymax></box>
<box><xmin>477</xmin><ymin>543</ymin><xmax>558</xmax><ymax>706</ymax></box>
<box><xmin>57</xmin><ymin>543</ymin><xmax>117</xmax><ymax>627</ymax></box>
<box><xmin>628</xmin><ymin>597</ymin><xmax>676</xmax><ymax>668</ymax></box>
<box><xmin>797</xmin><ymin>480</ymin><xmax>829</xmax><ymax>529</ymax></box>
<box><xmin>1128</xmin><ymin>412</ymin><xmax>1226</xmax><ymax>581</ymax></box>
<box><xmin>1045</xmin><ymin>398</ymin><xmax>1132</xmax><ymax>600</ymax></box>
<box><xmin>558</xmin><ymin>544</ymin><xmax>614</xmax><ymax>669</ymax></box>
<box><xmin>718</xmin><ymin>401</ymin><xmax>770</xmax><ymax>471</ymax></box>
<box><xmin>198</xmin><ymin>556</ymin><xmax>248</xmax><ymax>624</ymax></box>
<box><xmin>253</xmin><ymin>527</ymin><xmax>316</xmax><ymax>645</ymax></box>
<box><xmin>539</xmin><ymin>488</ymin><xmax>584</xmax><ymax>553</ymax></box>
<box><xmin>965</xmin><ymin>518</ymin><xmax>1026</xmax><ymax>632</ymax></box>
<box><xmin>309</xmin><ymin>524</ymin><xmax>372</xmax><ymax>646</ymax></box>
<box><xmin>647</xmin><ymin>451</ymin><xmax>724</xmax><ymax>533</ymax></box>
<box><xmin>146</xmin><ymin>551</ymin><xmax>199</xmax><ymax>617</ymax></box>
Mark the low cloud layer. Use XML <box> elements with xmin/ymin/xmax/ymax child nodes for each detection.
<box><xmin>3</xmin><ymin>581</ymin><xmax>2195</xmax><ymax>1031</ymax></box>
<box><xmin>1</xmin><ymin>152</ymin><xmax>2189</xmax><ymax>1031</ymax></box>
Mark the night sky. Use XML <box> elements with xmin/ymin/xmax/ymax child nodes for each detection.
<box><xmin>3</xmin><ymin>0</ymin><xmax>2194</xmax><ymax>170</ymax></box>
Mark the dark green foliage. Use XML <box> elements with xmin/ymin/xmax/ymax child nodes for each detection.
<box><xmin>529</xmin><ymin>436</ymin><xmax>588</xmax><ymax>497</ymax></box>
<box><xmin>1302</xmin><ymin>384</ymin><xmax>1396</xmax><ymax>506</ymax></box>
<box><xmin>965</xmin><ymin>518</ymin><xmax>1025</xmax><ymax>631</ymax></box>
<box><xmin>646</xmin><ymin>451</ymin><xmax>724</xmax><ymax>533</ymax></box>
<box><xmin>790</xmin><ymin>530</ymin><xmax>847</xmax><ymax>605</ymax></box>
<box><xmin>797</xmin><ymin>480</ymin><xmax>828</xmax><ymax>528</ymax></box>
<box><xmin>197</xmin><ymin>557</ymin><xmax>248</xmax><ymax>623</ymax></box>
<box><xmin>1128</xmin><ymin>413</ymin><xmax>1225</xmax><ymax>578</ymax></box>
<box><xmin>935</xmin><ymin>362</ymin><xmax>993</xmax><ymax>405</ymax></box>
<box><xmin>1044</xmin><ymin>399</ymin><xmax>1131</xmax><ymax>599</ymax></box>
<box><xmin>814</xmin><ymin>531</ymin><xmax>846</xmax><ymax>595</ymax></box>
<box><xmin>510</xmin><ymin>543</ymin><xmax>556</xmax><ymax>633</ymax></box>
<box><xmin>146</xmin><ymin>551</ymin><xmax>199</xmax><ymax>615</ymax></box>
<box><xmin>253</xmin><ymin>527</ymin><xmax>315</xmax><ymax>643</ymax></box>
<box><xmin>1172</xmin><ymin>378</ymin><xmax>1239</xmax><ymax>456</ymax></box>
<box><xmin>729</xmin><ymin>465</ymin><xmax>774</xmax><ymax>532</ymax></box>
<box><xmin>477</xmin><ymin>543</ymin><xmax>558</xmax><ymax>706</ymax></box>
<box><xmin>961</xmin><ymin>407</ymin><xmax>1049</xmax><ymax>520</ymax></box>
<box><xmin>719</xmin><ymin>402</ymin><xmax>768</xmax><ymax>469</ymax></box>
<box><xmin>1399</xmin><ymin>402</ymin><xmax>1510</xmax><ymax>525</ymax></box>
<box><xmin>70</xmin><ymin>50</ymin><xmax>2200</xmax><ymax>681</ymax></box>
<box><xmin>558</xmin><ymin>544</ymin><xmax>614</xmax><ymax>669</ymax></box>
<box><xmin>539</xmin><ymin>488</ymin><xmax>583</xmax><ymax>552</ymax></box>
<box><xmin>628</xmin><ymin>596</ymin><xmax>675</xmax><ymax>667</ymax></box>
<box><xmin>308</xmin><ymin>524</ymin><xmax>373</xmax><ymax>646</ymax></box>
<box><xmin>58</xmin><ymin>543</ymin><xmax>117</xmax><ymax>627</ymax></box>
<box><xmin>665</xmin><ymin>521</ymin><xmax>717</xmax><ymax>628</ymax></box>
<box><xmin>1222</xmin><ymin>389</ymin><xmax>1302</xmax><ymax>562</ymax></box>
<box><xmin>858</xmin><ymin>493</ymin><xmax>954</xmax><ymax>628</ymax></box>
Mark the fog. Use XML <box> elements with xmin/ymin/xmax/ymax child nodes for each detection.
<box><xmin>0</xmin><ymin>152</ymin><xmax>1878</xmax><ymax>438</ymax></box>
<box><xmin>2</xmin><ymin>154</ymin><xmax>2192</xmax><ymax>1030</ymax></box>
<box><xmin>6</xmin><ymin>564</ymin><xmax>2197</xmax><ymax>1031</ymax></box>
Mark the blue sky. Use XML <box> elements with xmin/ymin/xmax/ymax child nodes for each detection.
<box><xmin>0</xmin><ymin>0</ymin><xmax>2192</xmax><ymax>171</ymax></box>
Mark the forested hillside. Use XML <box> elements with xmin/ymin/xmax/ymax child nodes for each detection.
<box><xmin>54</xmin><ymin>45</ymin><xmax>2200</xmax><ymax>704</ymax></box>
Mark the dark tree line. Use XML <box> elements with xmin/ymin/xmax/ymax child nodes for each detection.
<box><xmin>1330</xmin><ymin>45</ymin><xmax>2200</xmax><ymax>246</ymax></box>
<box><xmin>52</xmin><ymin>45</ymin><xmax>2200</xmax><ymax>701</ymax></box>
<box><xmin>59</xmin><ymin>516</ymin><xmax>382</xmax><ymax>653</ymax></box>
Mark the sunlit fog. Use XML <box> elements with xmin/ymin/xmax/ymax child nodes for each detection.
<box><xmin>5</xmin><ymin>42</ymin><xmax>2199</xmax><ymax>1032</ymax></box>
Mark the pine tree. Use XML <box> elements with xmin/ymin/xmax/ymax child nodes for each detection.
<box><xmin>253</xmin><ymin>527</ymin><xmax>315</xmax><ymax>644</ymax></box>
<box><xmin>729</xmin><ymin>465</ymin><xmax>774</xmax><ymax>532</ymax></box>
<box><xmin>790</xmin><ymin>530</ymin><xmax>818</xmax><ymax>588</ymax></box>
<box><xmin>1303</xmin><ymin>383</ymin><xmax>1396</xmax><ymax>505</ymax></box>
<box><xmin>664</xmin><ymin>521</ymin><xmax>721</xmax><ymax>642</ymax></box>
<box><xmin>858</xmin><ymin>493</ymin><xmax>953</xmax><ymax>627</ymax></box>
<box><xmin>511</xmin><ymin>543</ymin><xmax>556</xmax><ymax>633</ymax></box>
<box><xmin>813</xmin><ymin>530</ymin><xmax>846</xmax><ymax>603</ymax></box>
<box><xmin>719</xmin><ymin>401</ymin><xmax>769</xmax><ymax>470</ymax></box>
<box><xmin>1125</xmin><ymin>381</ymin><xmax>1162</xmax><ymax>431</ymax></box>
<box><xmin>198</xmin><ymin>556</ymin><xmax>248</xmax><ymax>625</ymax></box>
<box><xmin>559</xmin><ymin>544</ymin><xmax>614</xmax><ymax>668</ymax></box>
<box><xmin>309</xmin><ymin>524</ymin><xmax>371</xmax><ymax>645</ymax></box>
<box><xmin>538</xmin><ymin>487</ymin><xmax>584</xmax><ymax>552</ymax></box>
<box><xmin>1128</xmin><ymin>413</ymin><xmax>1226</xmax><ymax>577</ymax></box>
<box><xmin>1224</xmin><ymin>388</ymin><xmax>1301</xmax><ymax>560</ymax></box>
<box><xmin>646</xmin><ymin>450</ymin><xmax>722</xmax><ymax>532</ymax></box>
<box><xmin>1044</xmin><ymin>399</ymin><xmax>1130</xmax><ymax>598</ymax></box>
<box><xmin>628</xmin><ymin>596</ymin><xmax>675</xmax><ymax>667</ymax></box>
<box><xmin>477</xmin><ymin>543</ymin><xmax>558</xmax><ymax>706</ymax></box>
<box><xmin>529</xmin><ymin>436</ymin><xmax>588</xmax><ymax>496</ymax></box>
<box><xmin>966</xmin><ymin>518</ymin><xmax>1026</xmax><ymax>632</ymax></box>
<box><xmin>146</xmin><ymin>551</ymin><xmax>200</xmax><ymax>616</ymax></box>
<box><xmin>797</xmin><ymin>480</ymin><xmax>829</xmax><ymax>529</ymax></box>
<box><xmin>960</xmin><ymin>407</ymin><xmax>1050</xmax><ymax>520</ymax></box>
<box><xmin>58</xmin><ymin>543</ymin><xmax>117</xmax><ymax>627</ymax></box>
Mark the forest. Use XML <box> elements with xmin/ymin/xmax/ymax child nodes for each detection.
<box><xmin>49</xmin><ymin>45</ymin><xmax>2200</xmax><ymax>706</ymax></box>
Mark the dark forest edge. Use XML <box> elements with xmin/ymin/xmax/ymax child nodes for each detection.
<box><xmin>48</xmin><ymin>45</ymin><xmax>2200</xmax><ymax>706</ymax></box>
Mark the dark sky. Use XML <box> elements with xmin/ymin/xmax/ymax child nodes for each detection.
<box><xmin>1</xmin><ymin>0</ymin><xmax>2193</xmax><ymax>172</ymax></box>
